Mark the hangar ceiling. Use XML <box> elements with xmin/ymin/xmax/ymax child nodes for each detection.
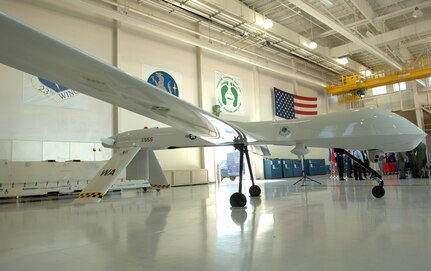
<box><xmin>82</xmin><ymin>0</ymin><xmax>431</xmax><ymax>85</ymax></box>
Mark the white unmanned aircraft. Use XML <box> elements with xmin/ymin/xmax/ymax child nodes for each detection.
<box><xmin>0</xmin><ymin>13</ymin><xmax>426</xmax><ymax>207</ymax></box>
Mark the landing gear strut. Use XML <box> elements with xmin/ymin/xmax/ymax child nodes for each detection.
<box><xmin>334</xmin><ymin>148</ymin><xmax>385</xmax><ymax>198</ymax></box>
<box><xmin>229</xmin><ymin>143</ymin><xmax>261</xmax><ymax>208</ymax></box>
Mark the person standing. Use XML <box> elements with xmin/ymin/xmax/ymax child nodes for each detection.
<box><xmin>345</xmin><ymin>151</ymin><xmax>353</xmax><ymax>178</ymax></box>
<box><xmin>335</xmin><ymin>152</ymin><xmax>345</xmax><ymax>181</ymax></box>
<box><xmin>361</xmin><ymin>150</ymin><xmax>370</xmax><ymax>178</ymax></box>
<box><xmin>415</xmin><ymin>142</ymin><xmax>428</xmax><ymax>178</ymax></box>
<box><xmin>406</xmin><ymin>150</ymin><xmax>417</xmax><ymax>178</ymax></box>
<box><xmin>397</xmin><ymin>152</ymin><xmax>407</xmax><ymax>179</ymax></box>
<box><xmin>353</xmin><ymin>149</ymin><xmax>364</xmax><ymax>180</ymax></box>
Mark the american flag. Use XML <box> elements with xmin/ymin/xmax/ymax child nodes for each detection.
<box><xmin>273</xmin><ymin>87</ymin><xmax>318</xmax><ymax>119</ymax></box>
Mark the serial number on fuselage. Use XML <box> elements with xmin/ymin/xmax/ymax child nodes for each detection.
<box><xmin>141</xmin><ymin>137</ymin><xmax>154</xmax><ymax>143</ymax></box>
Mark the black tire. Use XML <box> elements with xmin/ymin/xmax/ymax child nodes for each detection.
<box><xmin>143</xmin><ymin>187</ymin><xmax>147</xmax><ymax>192</ymax></box>
<box><xmin>249</xmin><ymin>185</ymin><xmax>261</xmax><ymax>197</ymax></box>
<box><xmin>230</xmin><ymin>192</ymin><xmax>247</xmax><ymax>207</ymax></box>
<box><xmin>372</xmin><ymin>186</ymin><xmax>385</xmax><ymax>198</ymax></box>
<box><xmin>229</xmin><ymin>176</ymin><xmax>236</xmax><ymax>181</ymax></box>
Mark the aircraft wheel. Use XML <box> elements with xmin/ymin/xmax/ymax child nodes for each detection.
<box><xmin>230</xmin><ymin>192</ymin><xmax>247</xmax><ymax>207</ymax></box>
<box><xmin>143</xmin><ymin>187</ymin><xmax>147</xmax><ymax>192</ymax></box>
<box><xmin>249</xmin><ymin>185</ymin><xmax>261</xmax><ymax>197</ymax></box>
<box><xmin>229</xmin><ymin>176</ymin><xmax>236</xmax><ymax>181</ymax></box>
<box><xmin>372</xmin><ymin>186</ymin><xmax>385</xmax><ymax>198</ymax></box>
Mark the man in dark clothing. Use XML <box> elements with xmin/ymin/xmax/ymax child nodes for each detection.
<box><xmin>407</xmin><ymin>150</ymin><xmax>417</xmax><ymax>178</ymax></box>
<box><xmin>353</xmin><ymin>149</ymin><xmax>364</xmax><ymax>180</ymax></box>
<box><xmin>415</xmin><ymin>142</ymin><xmax>428</xmax><ymax>178</ymax></box>
<box><xmin>397</xmin><ymin>152</ymin><xmax>407</xmax><ymax>179</ymax></box>
<box><xmin>335</xmin><ymin>152</ymin><xmax>345</xmax><ymax>181</ymax></box>
<box><xmin>344</xmin><ymin>152</ymin><xmax>353</xmax><ymax>178</ymax></box>
<box><xmin>361</xmin><ymin>150</ymin><xmax>369</xmax><ymax>178</ymax></box>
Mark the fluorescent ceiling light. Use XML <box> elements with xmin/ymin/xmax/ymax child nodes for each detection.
<box><xmin>416</xmin><ymin>79</ymin><xmax>426</xmax><ymax>86</ymax></box>
<box><xmin>412</xmin><ymin>7</ymin><xmax>423</xmax><ymax>18</ymax></box>
<box><xmin>360</xmin><ymin>69</ymin><xmax>372</xmax><ymax>77</ymax></box>
<box><xmin>308</xmin><ymin>41</ymin><xmax>318</xmax><ymax>49</ymax></box>
<box><xmin>336</xmin><ymin>57</ymin><xmax>348</xmax><ymax>65</ymax></box>
<box><xmin>320</xmin><ymin>0</ymin><xmax>333</xmax><ymax>7</ymax></box>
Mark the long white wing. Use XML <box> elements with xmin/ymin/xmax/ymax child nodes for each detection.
<box><xmin>0</xmin><ymin>13</ymin><xmax>245</xmax><ymax>143</ymax></box>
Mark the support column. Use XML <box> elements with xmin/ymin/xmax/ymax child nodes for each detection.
<box><xmin>112</xmin><ymin>19</ymin><xmax>120</xmax><ymax>136</ymax></box>
<box><xmin>252</xmin><ymin>66</ymin><xmax>260</xmax><ymax>121</ymax></box>
<box><xmin>196</xmin><ymin>46</ymin><xmax>206</xmax><ymax>170</ymax></box>
<box><xmin>412</xmin><ymin>84</ymin><xmax>424</xmax><ymax>131</ymax></box>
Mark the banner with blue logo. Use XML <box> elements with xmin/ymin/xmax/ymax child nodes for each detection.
<box><xmin>22</xmin><ymin>73</ymin><xmax>88</xmax><ymax>109</ymax></box>
<box><xmin>142</xmin><ymin>64</ymin><xmax>183</xmax><ymax>98</ymax></box>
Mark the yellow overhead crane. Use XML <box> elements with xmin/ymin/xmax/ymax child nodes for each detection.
<box><xmin>326</xmin><ymin>66</ymin><xmax>431</xmax><ymax>96</ymax></box>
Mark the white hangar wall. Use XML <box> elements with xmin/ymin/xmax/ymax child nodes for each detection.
<box><xmin>116</xmin><ymin>23</ymin><xmax>202</xmax><ymax>170</ymax></box>
<box><xmin>0</xmin><ymin>1</ymin><xmax>330</xmax><ymax>179</ymax></box>
<box><xmin>0</xmin><ymin>1</ymin><xmax>114</xmax><ymax>161</ymax></box>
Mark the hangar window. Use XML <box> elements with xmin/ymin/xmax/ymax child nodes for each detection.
<box><xmin>372</xmin><ymin>85</ymin><xmax>387</xmax><ymax>95</ymax></box>
<box><xmin>393</xmin><ymin>82</ymin><xmax>406</xmax><ymax>92</ymax></box>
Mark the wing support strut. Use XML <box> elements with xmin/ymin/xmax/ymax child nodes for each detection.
<box><xmin>334</xmin><ymin>148</ymin><xmax>385</xmax><ymax>198</ymax></box>
<box><xmin>229</xmin><ymin>142</ymin><xmax>261</xmax><ymax>208</ymax></box>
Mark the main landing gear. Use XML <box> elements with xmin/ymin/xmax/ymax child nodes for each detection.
<box><xmin>229</xmin><ymin>143</ymin><xmax>261</xmax><ymax>208</ymax></box>
<box><xmin>334</xmin><ymin>148</ymin><xmax>385</xmax><ymax>198</ymax></box>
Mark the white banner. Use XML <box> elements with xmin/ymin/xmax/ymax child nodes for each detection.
<box><xmin>142</xmin><ymin>64</ymin><xmax>183</xmax><ymax>98</ymax></box>
<box><xmin>22</xmin><ymin>73</ymin><xmax>88</xmax><ymax>109</ymax></box>
<box><xmin>215</xmin><ymin>71</ymin><xmax>244</xmax><ymax>115</ymax></box>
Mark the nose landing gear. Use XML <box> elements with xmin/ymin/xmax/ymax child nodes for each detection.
<box><xmin>334</xmin><ymin>148</ymin><xmax>385</xmax><ymax>199</ymax></box>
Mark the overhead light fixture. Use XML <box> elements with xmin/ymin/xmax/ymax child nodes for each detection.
<box><xmin>308</xmin><ymin>41</ymin><xmax>318</xmax><ymax>49</ymax></box>
<box><xmin>412</xmin><ymin>7</ymin><xmax>423</xmax><ymax>18</ymax></box>
<box><xmin>258</xmin><ymin>18</ymin><xmax>273</xmax><ymax>29</ymax></box>
<box><xmin>336</xmin><ymin>57</ymin><xmax>349</xmax><ymax>65</ymax></box>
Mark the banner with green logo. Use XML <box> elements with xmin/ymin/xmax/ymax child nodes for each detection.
<box><xmin>215</xmin><ymin>71</ymin><xmax>243</xmax><ymax>114</ymax></box>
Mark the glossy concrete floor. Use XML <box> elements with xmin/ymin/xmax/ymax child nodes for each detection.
<box><xmin>1</xmin><ymin>176</ymin><xmax>431</xmax><ymax>271</ymax></box>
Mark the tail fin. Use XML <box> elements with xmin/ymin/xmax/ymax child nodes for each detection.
<box><xmin>148</xmin><ymin>150</ymin><xmax>170</xmax><ymax>189</ymax></box>
<box><xmin>126</xmin><ymin>149</ymin><xmax>170</xmax><ymax>189</ymax></box>
<box><xmin>73</xmin><ymin>147</ymin><xmax>140</xmax><ymax>204</ymax></box>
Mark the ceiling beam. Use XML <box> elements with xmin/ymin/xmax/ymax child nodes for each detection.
<box><xmin>319</xmin><ymin>1</ymin><xmax>431</xmax><ymax>39</ymax></box>
<box><xmin>287</xmin><ymin>0</ymin><xmax>402</xmax><ymax>70</ymax></box>
<box><xmin>349</xmin><ymin>0</ymin><xmax>383</xmax><ymax>32</ymax></box>
<box><xmin>330</xmin><ymin>19</ymin><xmax>431</xmax><ymax>58</ymax></box>
<box><xmin>57</xmin><ymin>0</ymin><xmax>327</xmax><ymax>87</ymax></box>
<box><xmin>375</xmin><ymin>2</ymin><xmax>431</xmax><ymax>22</ymax></box>
<box><xmin>181</xmin><ymin>0</ymin><xmax>369</xmax><ymax>72</ymax></box>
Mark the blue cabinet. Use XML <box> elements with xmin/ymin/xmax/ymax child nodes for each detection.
<box><xmin>282</xmin><ymin>159</ymin><xmax>293</xmax><ymax>177</ymax></box>
<box><xmin>292</xmin><ymin>159</ymin><xmax>303</xmax><ymax>177</ymax></box>
<box><xmin>282</xmin><ymin>159</ymin><xmax>303</xmax><ymax>177</ymax></box>
<box><xmin>304</xmin><ymin>159</ymin><xmax>326</xmax><ymax>175</ymax></box>
<box><xmin>263</xmin><ymin>159</ymin><xmax>283</xmax><ymax>179</ymax></box>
